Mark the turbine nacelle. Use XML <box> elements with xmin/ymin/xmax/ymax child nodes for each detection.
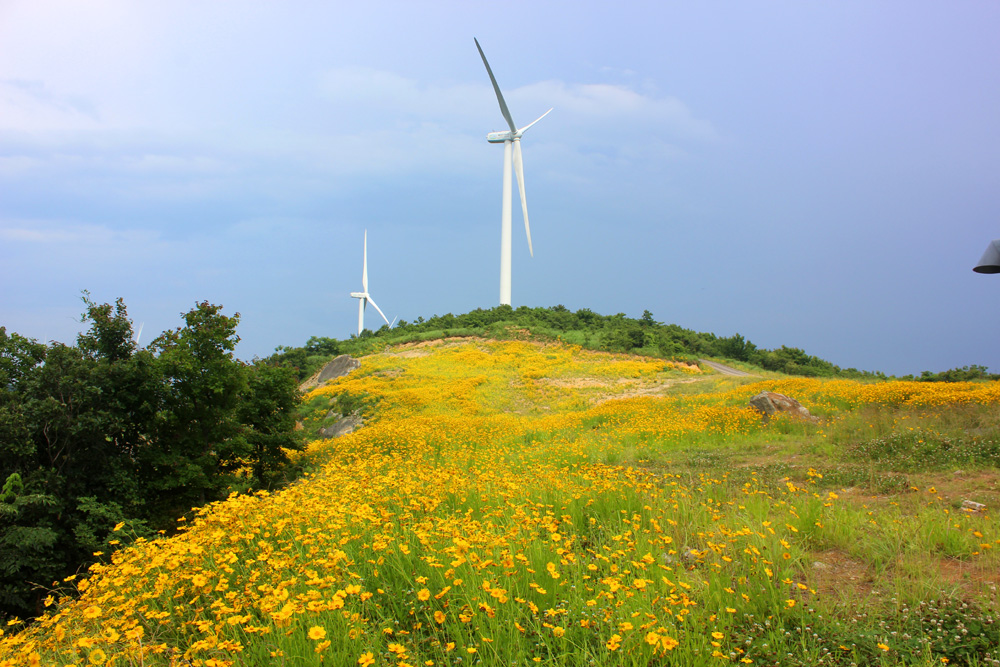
<box><xmin>349</xmin><ymin>291</ymin><xmax>366</xmax><ymax>299</ymax></box>
<box><xmin>487</xmin><ymin>108</ymin><xmax>551</xmax><ymax>143</ymax></box>
<box><xmin>487</xmin><ymin>131</ymin><xmax>516</xmax><ymax>143</ymax></box>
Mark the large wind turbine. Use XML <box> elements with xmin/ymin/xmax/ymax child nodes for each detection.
<box><xmin>475</xmin><ymin>38</ymin><xmax>552</xmax><ymax>306</ymax></box>
<box><xmin>349</xmin><ymin>230</ymin><xmax>391</xmax><ymax>335</ymax></box>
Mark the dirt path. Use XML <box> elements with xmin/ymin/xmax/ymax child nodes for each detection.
<box><xmin>699</xmin><ymin>359</ymin><xmax>754</xmax><ymax>376</ymax></box>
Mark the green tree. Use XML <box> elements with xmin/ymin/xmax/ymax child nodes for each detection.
<box><xmin>716</xmin><ymin>333</ymin><xmax>758</xmax><ymax>362</ymax></box>
<box><xmin>0</xmin><ymin>328</ymin><xmax>46</xmax><ymax>467</ymax></box>
<box><xmin>147</xmin><ymin>302</ymin><xmax>249</xmax><ymax>514</ymax></box>
<box><xmin>0</xmin><ymin>472</ymin><xmax>59</xmax><ymax>617</ymax></box>
<box><xmin>0</xmin><ymin>298</ymin><xmax>303</xmax><ymax>621</ymax></box>
<box><xmin>238</xmin><ymin>363</ymin><xmax>302</xmax><ymax>489</ymax></box>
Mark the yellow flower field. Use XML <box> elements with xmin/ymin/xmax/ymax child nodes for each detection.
<box><xmin>2</xmin><ymin>340</ymin><xmax>998</xmax><ymax>666</ymax></box>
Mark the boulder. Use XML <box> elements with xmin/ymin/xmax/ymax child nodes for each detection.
<box><xmin>749</xmin><ymin>391</ymin><xmax>818</xmax><ymax>423</ymax></box>
<box><xmin>962</xmin><ymin>500</ymin><xmax>986</xmax><ymax>513</ymax></box>
<box><xmin>320</xmin><ymin>414</ymin><xmax>363</xmax><ymax>439</ymax></box>
<box><xmin>299</xmin><ymin>355</ymin><xmax>361</xmax><ymax>391</ymax></box>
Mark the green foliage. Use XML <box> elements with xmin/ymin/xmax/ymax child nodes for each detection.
<box><xmin>0</xmin><ymin>296</ymin><xmax>302</xmax><ymax>622</ymax></box>
<box><xmin>0</xmin><ymin>329</ymin><xmax>46</xmax><ymax>464</ymax></box>
<box><xmin>0</xmin><ymin>478</ymin><xmax>58</xmax><ymax>618</ymax></box>
<box><xmin>850</xmin><ymin>429</ymin><xmax>1000</xmax><ymax>471</ymax></box>
<box><xmin>722</xmin><ymin>598</ymin><xmax>1000</xmax><ymax>667</ymax></box>
<box><xmin>264</xmin><ymin>336</ymin><xmax>343</xmax><ymax>381</ymax></box>
<box><xmin>238</xmin><ymin>363</ymin><xmax>302</xmax><ymax>489</ymax></box>
<box><xmin>147</xmin><ymin>302</ymin><xmax>249</xmax><ymax>512</ymax></box>
<box><xmin>269</xmin><ymin>305</ymin><xmax>899</xmax><ymax>378</ymax></box>
<box><xmin>0</xmin><ymin>474</ymin><xmax>23</xmax><ymax>504</ymax></box>
<box><xmin>903</xmin><ymin>365</ymin><xmax>1000</xmax><ymax>382</ymax></box>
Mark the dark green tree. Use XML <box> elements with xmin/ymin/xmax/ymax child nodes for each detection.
<box><xmin>238</xmin><ymin>363</ymin><xmax>302</xmax><ymax>489</ymax></box>
<box><xmin>147</xmin><ymin>302</ymin><xmax>249</xmax><ymax>513</ymax></box>
<box><xmin>0</xmin><ymin>298</ymin><xmax>303</xmax><ymax>621</ymax></box>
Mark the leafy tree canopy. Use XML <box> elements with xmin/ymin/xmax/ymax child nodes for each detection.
<box><xmin>0</xmin><ymin>296</ymin><xmax>302</xmax><ymax>621</ymax></box>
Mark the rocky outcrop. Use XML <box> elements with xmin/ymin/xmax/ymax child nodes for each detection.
<box><xmin>749</xmin><ymin>391</ymin><xmax>818</xmax><ymax>423</ymax></box>
<box><xmin>320</xmin><ymin>414</ymin><xmax>363</xmax><ymax>439</ymax></box>
<box><xmin>299</xmin><ymin>355</ymin><xmax>361</xmax><ymax>392</ymax></box>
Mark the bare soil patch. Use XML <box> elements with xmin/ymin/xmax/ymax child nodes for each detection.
<box><xmin>388</xmin><ymin>337</ymin><xmax>486</xmax><ymax>357</ymax></box>
<box><xmin>936</xmin><ymin>555</ymin><xmax>1000</xmax><ymax>594</ymax></box>
<box><xmin>808</xmin><ymin>549</ymin><xmax>875</xmax><ymax>601</ymax></box>
<box><xmin>591</xmin><ymin>378</ymin><xmax>706</xmax><ymax>405</ymax></box>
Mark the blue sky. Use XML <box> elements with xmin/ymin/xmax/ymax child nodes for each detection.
<box><xmin>2</xmin><ymin>1</ymin><xmax>998</xmax><ymax>375</ymax></box>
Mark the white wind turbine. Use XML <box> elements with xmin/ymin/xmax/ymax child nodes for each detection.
<box><xmin>349</xmin><ymin>230</ymin><xmax>391</xmax><ymax>335</ymax></box>
<box><xmin>475</xmin><ymin>38</ymin><xmax>552</xmax><ymax>306</ymax></box>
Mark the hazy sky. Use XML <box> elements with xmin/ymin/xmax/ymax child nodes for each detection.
<box><xmin>2</xmin><ymin>1</ymin><xmax>999</xmax><ymax>375</ymax></box>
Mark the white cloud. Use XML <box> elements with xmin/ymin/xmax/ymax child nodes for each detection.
<box><xmin>317</xmin><ymin>66</ymin><xmax>487</xmax><ymax>132</ymax></box>
<box><xmin>0</xmin><ymin>79</ymin><xmax>102</xmax><ymax>132</ymax></box>
<box><xmin>0</xmin><ymin>219</ymin><xmax>161</xmax><ymax>247</ymax></box>
<box><xmin>312</xmin><ymin>66</ymin><xmax>718</xmax><ymax>180</ymax></box>
<box><xmin>0</xmin><ymin>154</ymin><xmax>44</xmax><ymax>176</ymax></box>
<box><xmin>317</xmin><ymin>65</ymin><xmax>716</xmax><ymax>143</ymax></box>
<box><xmin>0</xmin><ymin>18</ymin><xmax>719</xmax><ymax>206</ymax></box>
<box><xmin>0</xmin><ymin>3</ymin><xmax>719</xmax><ymax>190</ymax></box>
<box><xmin>513</xmin><ymin>80</ymin><xmax>719</xmax><ymax>143</ymax></box>
<box><xmin>122</xmin><ymin>154</ymin><xmax>230</xmax><ymax>174</ymax></box>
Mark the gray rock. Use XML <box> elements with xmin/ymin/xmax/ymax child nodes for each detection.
<box><xmin>962</xmin><ymin>500</ymin><xmax>986</xmax><ymax>513</ymax></box>
<box><xmin>299</xmin><ymin>355</ymin><xmax>361</xmax><ymax>391</ymax></box>
<box><xmin>749</xmin><ymin>391</ymin><xmax>818</xmax><ymax>423</ymax></box>
<box><xmin>320</xmin><ymin>414</ymin><xmax>363</xmax><ymax>439</ymax></box>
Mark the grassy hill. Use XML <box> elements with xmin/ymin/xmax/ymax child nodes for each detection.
<box><xmin>2</xmin><ymin>338</ymin><xmax>999</xmax><ymax>666</ymax></box>
<box><xmin>266</xmin><ymin>305</ymin><xmax>895</xmax><ymax>382</ymax></box>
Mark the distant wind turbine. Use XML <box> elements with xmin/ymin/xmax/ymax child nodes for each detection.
<box><xmin>349</xmin><ymin>230</ymin><xmax>391</xmax><ymax>335</ymax></box>
<box><xmin>475</xmin><ymin>37</ymin><xmax>552</xmax><ymax>306</ymax></box>
<box><xmin>134</xmin><ymin>322</ymin><xmax>144</xmax><ymax>347</ymax></box>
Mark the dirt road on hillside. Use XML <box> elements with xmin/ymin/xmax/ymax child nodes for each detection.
<box><xmin>699</xmin><ymin>359</ymin><xmax>754</xmax><ymax>376</ymax></box>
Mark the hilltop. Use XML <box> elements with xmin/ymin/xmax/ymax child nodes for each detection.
<box><xmin>268</xmin><ymin>305</ymin><xmax>882</xmax><ymax>382</ymax></box>
<box><xmin>268</xmin><ymin>306</ymin><xmax>999</xmax><ymax>384</ymax></box>
<box><xmin>3</xmin><ymin>334</ymin><xmax>998</xmax><ymax>666</ymax></box>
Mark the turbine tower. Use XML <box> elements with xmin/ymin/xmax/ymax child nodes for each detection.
<box><xmin>475</xmin><ymin>37</ymin><xmax>552</xmax><ymax>306</ymax></box>
<box><xmin>349</xmin><ymin>230</ymin><xmax>391</xmax><ymax>335</ymax></box>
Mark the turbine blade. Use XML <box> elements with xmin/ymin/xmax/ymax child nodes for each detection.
<box><xmin>134</xmin><ymin>322</ymin><xmax>144</xmax><ymax>347</ymax></box>
<box><xmin>367</xmin><ymin>296</ymin><xmax>391</xmax><ymax>327</ymax></box>
<box><xmin>475</xmin><ymin>38</ymin><xmax>517</xmax><ymax>134</ymax></box>
<box><xmin>512</xmin><ymin>140</ymin><xmax>533</xmax><ymax>257</ymax></box>
<box><xmin>362</xmin><ymin>230</ymin><xmax>369</xmax><ymax>292</ymax></box>
<box><xmin>390</xmin><ymin>316</ymin><xmax>398</xmax><ymax>328</ymax></box>
<box><xmin>517</xmin><ymin>108</ymin><xmax>552</xmax><ymax>135</ymax></box>
<box><xmin>357</xmin><ymin>297</ymin><xmax>365</xmax><ymax>335</ymax></box>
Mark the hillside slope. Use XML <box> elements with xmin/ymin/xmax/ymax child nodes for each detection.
<box><xmin>2</xmin><ymin>339</ymin><xmax>999</xmax><ymax>666</ymax></box>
